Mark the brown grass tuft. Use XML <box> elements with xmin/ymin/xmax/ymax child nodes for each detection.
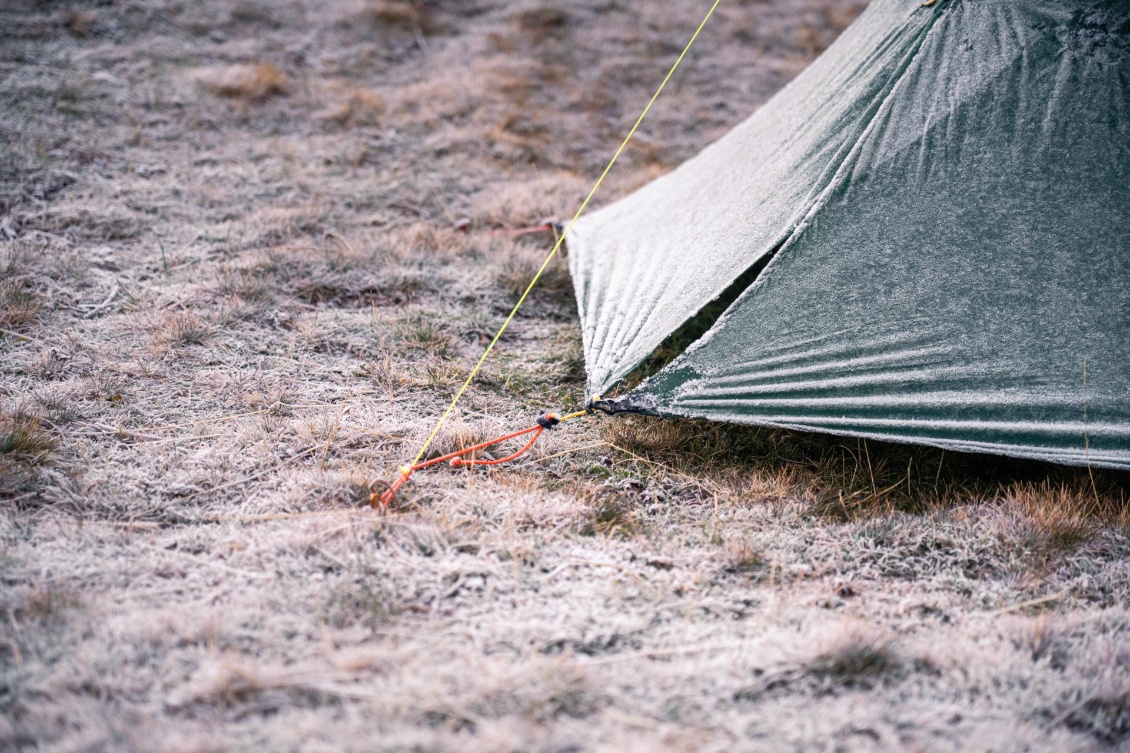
<box><xmin>580</xmin><ymin>496</ymin><xmax>635</xmax><ymax>537</ymax></box>
<box><xmin>319</xmin><ymin>88</ymin><xmax>386</xmax><ymax>126</ymax></box>
<box><xmin>1000</xmin><ymin>481</ymin><xmax>1106</xmax><ymax>552</ymax></box>
<box><xmin>174</xmin><ymin>660</ymin><xmax>271</xmax><ymax>707</ymax></box>
<box><xmin>0</xmin><ymin>278</ymin><xmax>40</xmax><ymax>328</ymax></box>
<box><xmin>365</xmin><ymin>0</ymin><xmax>436</xmax><ymax>32</ymax></box>
<box><xmin>517</xmin><ymin>6</ymin><xmax>568</xmax><ymax>41</ymax></box>
<box><xmin>0</xmin><ymin>408</ymin><xmax>55</xmax><ymax>496</ymax></box>
<box><xmin>495</xmin><ymin>243</ymin><xmax>572</xmax><ymax>303</ymax></box>
<box><xmin>159</xmin><ymin>311</ymin><xmax>213</xmax><ymax>346</ymax></box>
<box><xmin>215</xmin><ymin>264</ymin><xmax>273</xmax><ymax>303</ymax></box>
<box><xmin>7</xmin><ymin>583</ymin><xmax>81</xmax><ymax>625</ymax></box>
<box><xmin>474</xmin><ymin>174</ymin><xmax>586</xmax><ymax>229</ymax></box>
<box><xmin>1</xmin><ymin>409</ymin><xmax>54</xmax><ymax>459</ymax></box>
<box><xmin>211</xmin><ymin>63</ymin><xmax>289</xmax><ymax>102</ymax></box>
<box><xmin>241</xmin><ymin>205</ymin><xmax>326</xmax><ymax>249</ymax></box>
<box><xmin>395</xmin><ymin>310</ymin><xmax>452</xmax><ymax>359</ymax></box>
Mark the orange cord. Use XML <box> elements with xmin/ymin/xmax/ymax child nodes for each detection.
<box><xmin>370</xmin><ymin>422</ymin><xmax>545</xmax><ymax>510</ymax></box>
<box><xmin>369</xmin><ymin>409</ymin><xmax>592</xmax><ymax>510</ymax></box>
<box><xmin>451</xmin><ymin>429</ymin><xmax>543</xmax><ymax>467</ymax></box>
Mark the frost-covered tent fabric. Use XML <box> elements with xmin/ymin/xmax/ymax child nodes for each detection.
<box><xmin>566</xmin><ymin>0</ymin><xmax>1130</xmax><ymax>469</ymax></box>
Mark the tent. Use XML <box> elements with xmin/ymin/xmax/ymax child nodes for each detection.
<box><xmin>566</xmin><ymin>0</ymin><xmax>1130</xmax><ymax>469</ymax></box>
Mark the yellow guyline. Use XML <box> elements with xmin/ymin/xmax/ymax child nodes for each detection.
<box><xmin>407</xmin><ymin>0</ymin><xmax>723</xmax><ymax>470</ymax></box>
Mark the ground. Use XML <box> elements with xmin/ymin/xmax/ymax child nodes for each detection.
<box><xmin>3</xmin><ymin>1</ymin><xmax>1130</xmax><ymax>751</ymax></box>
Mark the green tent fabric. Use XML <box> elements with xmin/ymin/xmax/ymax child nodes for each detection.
<box><xmin>567</xmin><ymin>0</ymin><xmax>1130</xmax><ymax>469</ymax></box>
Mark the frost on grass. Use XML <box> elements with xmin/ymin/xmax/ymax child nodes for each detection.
<box><xmin>1</xmin><ymin>0</ymin><xmax>1129</xmax><ymax>751</ymax></box>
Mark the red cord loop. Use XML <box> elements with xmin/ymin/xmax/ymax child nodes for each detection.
<box><xmin>369</xmin><ymin>422</ymin><xmax>550</xmax><ymax>511</ymax></box>
<box><xmin>451</xmin><ymin>427</ymin><xmax>542</xmax><ymax>467</ymax></box>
